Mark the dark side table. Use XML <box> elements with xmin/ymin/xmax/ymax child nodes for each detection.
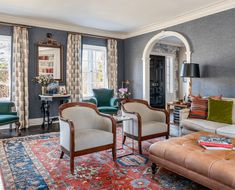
<box><xmin>39</xmin><ymin>94</ymin><xmax>71</xmax><ymax>128</ymax></box>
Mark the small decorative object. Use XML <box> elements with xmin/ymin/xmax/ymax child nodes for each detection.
<box><xmin>47</xmin><ymin>81</ymin><xmax>59</xmax><ymax>95</ymax></box>
<box><xmin>59</xmin><ymin>86</ymin><xmax>67</xmax><ymax>95</ymax></box>
<box><xmin>33</xmin><ymin>74</ymin><xmax>55</xmax><ymax>95</ymax></box>
<box><xmin>118</xmin><ymin>88</ymin><xmax>131</xmax><ymax>99</ymax></box>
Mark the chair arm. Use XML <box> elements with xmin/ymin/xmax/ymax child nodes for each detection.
<box><xmin>179</xmin><ymin>108</ymin><xmax>190</xmax><ymax>121</ymax></box>
<box><xmin>59</xmin><ymin>117</ymin><xmax>75</xmax><ymax>152</ymax></box>
<box><xmin>110</xmin><ymin>97</ymin><xmax>118</xmax><ymax>107</ymax></box>
<box><xmin>82</xmin><ymin>97</ymin><xmax>97</xmax><ymax>105</ymax></box>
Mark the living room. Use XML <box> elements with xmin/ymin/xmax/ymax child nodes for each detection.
<box><xmin>0</xmin><ymin>0</ymin><xmax>235</xmax><ymax>189</ymax></box>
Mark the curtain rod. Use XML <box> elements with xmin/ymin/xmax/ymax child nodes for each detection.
<box><xmin>68</xmin><ymin>31</ymin><xmax>119</xmax><ymax>40</ymax></box>
<box><xmin>0</xmin><ymin>21</ymin><xmax>31</xmax><ymax>28</ymax></box>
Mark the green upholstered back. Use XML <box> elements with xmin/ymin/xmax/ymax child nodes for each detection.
<box><xmin>93</xmin><ymin>89</ymin><xmax>114</xmax><ymax>107</ymax></box>
<box><xmin>0</xmin><ymin>102</ymin><xmax>14</xmax><ymax>114</ymax></box>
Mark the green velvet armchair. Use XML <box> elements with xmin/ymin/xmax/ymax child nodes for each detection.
<box><xmin>0</xmin><ymin>101</ymin><xmax>21</xmax><ymax>134</ymax></box>
<box><xmin>84</xmin><ymin>88</ymin><xmax>118</xmax><ymax>114</ymax></box>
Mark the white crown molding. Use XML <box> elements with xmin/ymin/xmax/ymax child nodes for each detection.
<box><xmin>0</xmin><ymin>13</ymin><xmax>127</xmax><ymax>39</ymax></box>
<box><xmin>0</xmin><ymin>0</ymin><xmax>235</xmax><ymax>39</ymax></box>
<box><xmin>122</xmin><ymin>0</ymin><xmax>235</xmax><ymax>39</ymax></box>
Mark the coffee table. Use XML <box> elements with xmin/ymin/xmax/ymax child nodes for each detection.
<box><xmin>113</xmin><ymin>115</ymin><xmax>135</xmax><ymax>157</ymax></box>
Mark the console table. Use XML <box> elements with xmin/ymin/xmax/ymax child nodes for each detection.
<box><xmin>39</xmin><ymin>94</ymin><xmax>71</xmax><ymax>128</ymax></box>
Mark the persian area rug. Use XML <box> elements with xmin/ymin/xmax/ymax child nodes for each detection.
<box><xmin>0</xmin><ymin>129</ymin><xmax>208</xmax><ymax>190</ymax></box>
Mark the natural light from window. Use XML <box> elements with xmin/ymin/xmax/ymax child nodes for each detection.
<box><xmin>82</xmin><ymin>45</ymin><xmax>107</xmax><ymax>98</ymax></box>
<box><xmin>0</xmin><ymin>35</ymin><xmax>11</xmax><ymax>100</ymax></box>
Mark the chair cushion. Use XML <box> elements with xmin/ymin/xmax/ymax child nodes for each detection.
<box><xmin>93</xmin><ymin>89</ymin><xmax>114</xmax><ymax>107</ymax></box>
<box><xmin>124</xmin><ymin>121</ymin><xmax>167</xmax><ymax>137</ymax></box>
<box><xmin>98</xmin><ymin>106</ymin><xmax>118</xmax><ymax>114</ymax></box>
<box><xmin>0</xmin><ymin>102</ymin><xmax>14</xmax><ymax>114</ymax></box>
<box><xmin>0</xmin><ymin>115</ymin><xmax>19</xmax><ymax>125</ymax></box>
<box><xmin>216</xmin><ymin>125</ymin><xmax>235</xmax><ymax>138</ymax></box>
<box><xmin>74</xmin><ymin>129</ymin><xmax>113</xmax><ymax>151</ymax></box>
<box><xmin>181</xmin><ymin>118</ymin><xmax>228</xmax><ymax>133</ymax></box>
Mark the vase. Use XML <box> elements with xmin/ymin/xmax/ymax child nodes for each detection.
<box><xmin>41</xmin><ymin>86</ymin><xmax>47</xmax><ymax>95</ymax></box>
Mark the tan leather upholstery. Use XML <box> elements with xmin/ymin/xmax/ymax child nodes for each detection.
<box><xmin>149</xmin><ymin>132</ymin><xmax>235</xmax><ymax>190</ymax></box>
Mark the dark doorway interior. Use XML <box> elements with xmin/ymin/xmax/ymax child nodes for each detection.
<box><xmin>150</xmin><ymin>55</ymin><xmax>165</xmax><ymax>108</ymax></box>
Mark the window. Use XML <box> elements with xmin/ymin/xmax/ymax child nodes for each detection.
<box><xmin>0</xmin><ymin>35</ymin><xmax>11</xmax><ymax>100</ymax></box>
<box><xmin>166</xmin><ymin>56</ymin><xmax>174</xmax><ymax>93</ymax></box>
<box><xmin>82</xmin><ymin>45</ymin><xmax>107</xmax><ymax>98</ymax></box>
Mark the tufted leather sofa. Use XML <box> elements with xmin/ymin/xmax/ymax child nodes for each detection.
<box><xmin>149</xmin><ymin>131</ymin><xmax>235</xmax><ymax>190</ymax></box>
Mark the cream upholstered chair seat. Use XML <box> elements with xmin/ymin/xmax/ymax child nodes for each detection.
<box><xmin>59</xmin><ymin>102</ymin><xmax>116</xmax><ymax>174</ymax></box>
<box><xmin>123</xmin><ymin>121</ymin><xmax>167</xmax><ymax>137</ymax></box>
<box><xmin>121</xmin><ymin>99</ymin><xmax>169</xmax><ymax>154</ymax></box>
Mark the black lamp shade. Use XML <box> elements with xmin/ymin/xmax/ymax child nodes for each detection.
<box><xmin>180</xmin><ymin>63</ymin><xmax>200</xmax><ymax>78</ymax></box>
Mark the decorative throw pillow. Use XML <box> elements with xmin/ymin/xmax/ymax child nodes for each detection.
<box><xmin>207</xmin><ymin>98</ymin><xmax>233</xmax><ymax>124</ymax></box>
<box><xmin>188</xmin><ymin>98</ymin><xmax>208</xmax><ymax>119</ymax></box>
<box><xmin>209</xmin><ymin>95</ymin><xmax>222</xmax><ymax>100</ymax></box>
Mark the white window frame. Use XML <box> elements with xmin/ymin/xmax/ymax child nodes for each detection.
<box><xmin>82</xmin><ymin>44</ymin><xmax>107</xmax><ymax>98</ymax></box>
<box><xmin>0</xmin><ymin>35</ymin><xmax>11</xmax><ymax>101</ymax></box>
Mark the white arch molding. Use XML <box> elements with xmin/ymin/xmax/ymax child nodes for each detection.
<box><xmin>142</xmin><ymin>31</ymin><xmax>192</xmax><ymax>102</ymax></box>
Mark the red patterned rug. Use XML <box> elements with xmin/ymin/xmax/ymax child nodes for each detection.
<box><xmin>0</xmin><ymin>128</ymin><xmax>208</xmax><ymax>190</ymax></box>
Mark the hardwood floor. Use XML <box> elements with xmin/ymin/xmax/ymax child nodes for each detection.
<box><xmin>0</xmin><ymin>123</ymin><xmax>60</xmax><ymax>139</ymax></box>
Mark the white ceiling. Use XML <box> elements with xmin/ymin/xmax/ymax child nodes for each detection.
<box><xmin>0</xmin><ymin>0</ymin><xmax>235</xmax><ymax>38</ymax></box>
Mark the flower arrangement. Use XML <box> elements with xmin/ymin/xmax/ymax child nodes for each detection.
<box><xmin>33</xmin><ymin>75</ymin><xmax>55</xmax><ymax>87</ymax></box>
<box><xmin>118</xmin><ymin>88</ymin><xmax>131</xmax><ymax>99</ymax></box>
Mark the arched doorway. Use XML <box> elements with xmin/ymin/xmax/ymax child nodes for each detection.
<box><xmin>142</xmin><ymin>31</ymin><xmax>192</xmax><ymax>102</ymax></box>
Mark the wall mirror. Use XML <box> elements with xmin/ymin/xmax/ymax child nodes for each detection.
<box><xmin>36</xmin><ymin>33</ymin><xmax>63</xmax><ymax>81</ymax></box>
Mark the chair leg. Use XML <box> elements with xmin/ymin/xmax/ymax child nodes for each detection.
<box><xmin>60</xmin><ymin>150</ymin><xmax>64</xmax><ymax>159</ymax></box>
<box><xmin>112</xmin><ymin>147</ymin><xmax>116</xmax><ymax>162</ymax></box>
<box><xmin>151</xmin><ymin>163</ymin><xmax>158</xmax><ymax>179</ymax></box>
<box><xmin>166</xmin><ymin>135</ymin><xmax>169</xmax><ymax>139</ymax></box>
<box><xmin>70</xmin><ymin>155</ymin><xmax>74</xmax><ymax>175</ymax></box>
<box><xmin>122</xmin><ymin>135</ymin><xmax>126</xmax><ymax>145</ymax></box>
<box><xmin>15</xmin><ymin>121</ymin><xmax>21</xmax><ymax>136</ymax></box>
<box><xmin>138</xmin><ymin>140</ymin><xmax>142</xmax><ymax>154</ymax></box>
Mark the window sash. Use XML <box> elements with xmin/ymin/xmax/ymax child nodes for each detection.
<box><xmin>82</xmin><ymin>45</ymin><xmax>107</xmax><ymax>98</ymax></box>
<box><xmin>0</xmin><ymin>35</ymin><xmax>11</xmax><ymax>101</ymax></box>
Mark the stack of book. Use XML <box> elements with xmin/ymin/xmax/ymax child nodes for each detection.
<box><xmin>198</xmin><ymin>136</ymin><xmax>235</xmax><ymax>150</ymax></box>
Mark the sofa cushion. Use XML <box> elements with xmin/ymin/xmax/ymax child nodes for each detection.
<box><xmin>207</xmin><ymin>98</ymin><xmax>233</xmax><ymax>124</ymax></box>
<box><xmin>216</xmin><ymin>125</ymin><xmax>235</xmax><ymax>138</ymax></box>
<box><xmin>223</xmin><ymin>98</ymin><xmax>235</xmax><ymax>124</ymax></box>
<box><xmin>188</xmin><ymin>97</ymin><xmax>208</xmax><ymax>119</ymax></box>
<box><xmin>181</xmin><ymin>118</ymin><xmax>228</xmax><ymax>133</ymax></box>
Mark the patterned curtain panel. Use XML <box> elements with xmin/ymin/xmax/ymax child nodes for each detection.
<box><xmin>107</xmin><ymin>39</ymin><xmax>118</xmax><ymax>95</ymax></box>
<box><xmin>12</xmin><ymin>26</ymin><xmax>29</xmax><ymax>128</ymax></box>
<box><xmin>66</xmin><ymin>33</ymin><xmax>82</xmax><ymax>102</ymax></box>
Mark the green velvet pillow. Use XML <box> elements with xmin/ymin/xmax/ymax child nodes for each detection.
<box><xmin>207</xmin><ymin>98</ymin><xmax>233</xmax><ymax>124</ymax></box>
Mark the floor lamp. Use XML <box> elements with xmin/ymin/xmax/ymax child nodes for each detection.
<box><xmin>180</xmin><ymin>63</ymin><xmax>200</xmax><ymax>100</ymax></box>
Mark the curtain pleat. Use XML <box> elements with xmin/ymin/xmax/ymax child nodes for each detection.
<box><xmin>107</xmin><ymin>39</ymin><xmax>118</xmax><ymax>95</ymax></box>
<box><xmin>66</xmin><ymin>34</ymin><xmax>82</xmax><ymax>102</ymax></box>
<box><xmin>12</xmin><ymin>26</ymin><xmax>29</xmax><ymax>128</ymax></box>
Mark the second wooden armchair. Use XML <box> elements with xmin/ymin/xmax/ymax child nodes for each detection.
<box><xmin>121</xmin><ymin>99</ymin><xmax>169</xmax><ymax>154</ymax></box>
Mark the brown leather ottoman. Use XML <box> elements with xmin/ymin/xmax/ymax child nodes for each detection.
<box><xmin>149</xmin><ymin>131</ymin><xmax>235</xmax><ymax>190</ymax></box>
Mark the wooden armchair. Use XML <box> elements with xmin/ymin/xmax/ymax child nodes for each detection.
<box><xmin>59</xmin><ymin>102</ymin><xmax>116</xmax><ymax>174</ymax></box>
<box><xmin>121</xmin><ymin>99</ymin><xmax>169</xmax><ymax>154</ymax></box>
